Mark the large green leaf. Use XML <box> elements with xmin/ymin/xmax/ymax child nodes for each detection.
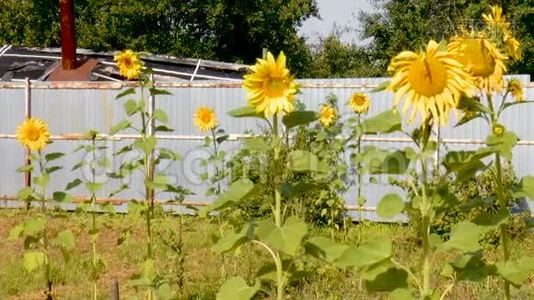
<box><xmin>451</xmin><ymin>253</ymin><xmax>495</xmax><ymax>282</ymax></box>
<box><xmin>153</xmin><ymin>109</ymin><xmax>169</xmax><ymax>124</ymax></box>
<box><xmin>116</xmin><ymin>87</ymin><xmax>136</xmax><ymax>99</ymax></box>
<box><xmin>23</xmin><ymin>217</ymin><xmax>47</xmax><ymax>235</ymax></box>
<box><xmin>216</xmin><ymin>276</ymin><xmax>259</xmax><ymax>300</ymax></box>
<box><xmin>358</xmin><ymin>146</ymin><xmax>411</xmax><ymax>174</ymax></box>
<box><xmin>442</xmin><ymin>149</ymin><xmax>493</xmax><ymax>182</ymax></box>
<box><xmin>360</xmin><ymin>110</ymin><xmax>401</xmax><ymax>134</ymax></box>
<box><xmin>282</xmin><ymin>111</ymin><xmax>318</xmax><ymax>129</ymax></box>
<box><xmin>243</xmin><ymin>137</ymin><xmax>269</xmax><ymax>152</ymax></box>
<box><xmin>496</xmin><ymin>257</ymin><xmax>534</xmax><ymax>286</ymax></box>
<box><xmin>305</xmin><ymin>236</ymin><xmax>349</xmax><ymax>262</ymax></box>
<box><xmin>45</xmin><ymin>152</ymin><xmax>65</xmax><ymax>162</ymax></box>
<box><xmin>388</xmin><ymin>288</ymin><xmax>414</xmax><ymax>300</ymax></box>
<box><xmin>199</xmin><ymin>179</ymin><xmax>254</xmax><ymax>217</ymax></box>
<box><xmin>365</xmin><ymin>267</ymin><xmax>408</xmax><ymax>292</ymax></box>
<box><xmin>52</xmin><ymin>229</ymin><xmax>76</xmax><ymax>249</ymax></box>
<box><xmin>287</xmin><ymin>150</ymin><xmax>328</xmax><ymax>173</ymax></box>
<box><xmin>124</xmin><ymin>99</ymin><xmax>140</xmax><ymax>116</ymax></box>
<box><xmin>23</xmin><ymin>251</ymin><xmax>48</xmax><ymax>272</ymax></box>
<box><xmin>335</xmin><ymin>239</ymin><xmax>391</xmax><ymax>268</ymax></box>
<box><xmin>517</xmin><ymin>176</ymin><xmax>534</xmax><ymax>201</ymax></box>
<box><xmin>110</xmin><ymin>120</ymin><xmax>131</xmax><ymax>135</ymax></box>
<box><xmin>440</xmin><ymin>221</ymin><xmax>483</xmax><ymax>252</ymax></box>
<box><xmin>228</xmin><ymin>106</ymin><xmax>265</xmax><ymax>119</ymax></box>
<box><xmin>256</xmin><ymin>216</ymin><xmax>308</xmax><ymax>256</ymax></box>
<box><xmin>212</xmin><ymin>225</ymin><xmax>252</xmax><ymax>253</ymax></box>
<box><xmin>486</xmin><ymin>131</ymin><xmax>518</xmax><ymax>161</ymax></box>
<box><xmin>133</xmin><ymin>136</ymin><xmax>157</xmax><ymax>154</ymax></box>
<box><xmin>377</xmin><ymin>193</ymin><xmax>404</xmax><ymax>218</ymax></box>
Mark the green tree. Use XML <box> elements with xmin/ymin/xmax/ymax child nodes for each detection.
<box><xmin>0</xmin><ymin>0</ymin><xmax>317</xmax><ymax>75</ymax></box>
<box><xmin>359</xmin><ymin>0</ymin><xmax>534</xmax><ymax>76</ymax></box>
<box><xmin>308</xmin><ymin>33</ymin><xmax>382</xmax><ymax>78</ymax></box>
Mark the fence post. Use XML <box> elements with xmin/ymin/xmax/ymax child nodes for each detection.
<box><xmin>110</xmin><ymin>278</ymin><xmax>119</xmax><ymax>300</ymax></box>
<box><xmin>24</xmin><ymin>77</ymin><xmax>32</xmax><ymax>210</ymax></box>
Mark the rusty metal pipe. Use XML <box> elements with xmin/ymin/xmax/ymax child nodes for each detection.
<box><xmin>59</xmin><ymin>0</ymin><xmax>76</xmax><ymax>70</ymax></box>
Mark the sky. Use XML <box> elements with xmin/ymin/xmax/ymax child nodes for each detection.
<box><xmin>299</xmin><ymin>0</ymin><xmax>374</xmax><ymax>44</ymax></box>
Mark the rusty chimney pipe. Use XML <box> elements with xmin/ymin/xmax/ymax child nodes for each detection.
<box><xmin>59</xmin><ymin>0</ymin><xmax>76</xmax><ymax>70</ymax></box>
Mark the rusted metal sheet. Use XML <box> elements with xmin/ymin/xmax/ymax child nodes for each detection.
<box><xmin>47</xmin><ymin>58</ymin><xmax>99</xmax><ymax>81</ymax></box>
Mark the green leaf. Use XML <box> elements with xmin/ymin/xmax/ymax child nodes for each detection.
<box><xmin>243</xmin><ymin>137</ymin><xmax>269</xmax><ymax>152</ymax></box>
<box><xmin>17</xmin><ymin>187</ymin><xmax>34</xmax><ymax>201</ymax></box>
<box><xmin>288</xmin><ymin>150</ymin><xmax>327</xmax><ymax>173</ymax></box>
<box><xmin>256</xmin><ymin>216</ymin><xmax>308</xmax><ymax>256</ymax></box>
<box><xmin>216</xmin><ymin>276</ymin><xmax>259</xmax><ymax>300</ymax></box>
<box><xmin>451</xmin><ymin>253</ymin><xmax>495</xmax><ymax>282</ymax></box>
<box><xmin>371</xmin><ymin>80</ymin><xmax>390</xmax><ymax>92</ymax></box>
<box><xmin>52</xmin><ymin>229</ymin><xmax>76</xmax><ymax>249</ymax></box>
<box><xmin>228</xmin><ymin>106</ymin><xmax>265</xmax><ymax>119</ymax></box>
<box><xmin>86</xmin><ymin>182</ymin><xmax>104</xmax><ymax>193</ymax></box>
<box><xmin>365</xmin><ymin>267</ymin><xmax>408</xmax><ymax>292</ymax></box>
<box><xmin>23</xmin><ymin>217</ymin><xmax>47</xmax><ymax>235</ymax></box>
<box><xmin>110</xmin><ymin>120</ymin><xmax>131</xmax><ymax>135</ymax></box>
<box><xmin>486</xmin><ymin>131</ymin><xmax>518</xmax><ymax>161</ymax></box>
<box><xmin>440</xmin><ymin>221</ymin><xmax>483</xmax><ymax>252</ymax></box>
<box><xmin>116</xmin><ymin>87</ymin><xmax>136</xmax><ymax>99</ymax></box>
<box><xmin>282</xmin><ymin>111</ymin><xmax>318</xmax><ymax>129</ymax></box>
<box><xmin>16</xmin><ymin>165</ymin><xmax>33</xmax><ymax>173</ymax></box>
<box><xmin>335</xmin><ymin>239</ymin><xmax>391</xmax><ymax>268</ymax></box>
<box><xmin>158</xmin><ymin>148</ymin><xmax>181</xmax><ymax>161</ymax></box>
<box><xmin>496</xmin><ymin>257</ymin><xmax>534</xmax><ymax>286</ymax></box>
<box><xmin>149</xmin><ymin>87</ymin><xmax>172</xmax><ymax>96</ymax></box>
<box><xmin>34</xmin><ymin>173</ymin><xmax>50</xmax><ymax>187</ymax></box>
<box><xmin>199</xmin><ymin>179</ymin><xmax>254</xmax><ymax>217</ymax></box>
<box><xmin>65</xmin><ymin>179</ymin><xmax>82</xmax><ymax>190</ymax></box>
<box><xmin>52</xmin><ymin>191</ymin><xmax>71</xmax><ymax>202</ymax></box>
<box><xmin>23</xmin><ymin>251</ymin><xmax>48</xmax><ymax>272</ymax></box>
<box><xmin>124</xmin><ymin>99</ymin><xmax>139</xmax><ymax>116</ymax></box>
<box><xmin>456</xmin><ymin>96</ymin><xmax>491</xmax><ymax>114</ymax></box>
<box><xmin>388</xmin><ymin>288</ymin><xmax>414</xmax><ymax>300</ymax></box>
<box><xmin>212</xmin><ymin>225</ymin><xmax>251</xmax><ymax>253</ymax></box>
<box><xmin>71</xmin><ymin>161</ymin><xmax>86</xmax><ymax>171</ymax></box>
<box><xmin>155</xmin><ymin>125</ymin><xmax>174</xmax><ymax>132</ymax></box>
<box><xmin>472</xmin><ymin>209</ymin><xmax>509</xmax><ymax>229</ymax></box>
<box><xmin>133</xmin><ymin>136</ymin><xmax>157</xmax><ymax>154</ymax></box>
<box><xmin>377</xmin><ymin>193</ymin><xmax>404</xmax><ymax>218</ymax></box>
<box><xmin>45</xmin><ymin>166</ymin><xmax>62</xmax><ymax>174</ymax></box>
<box><xmin>518</xmin><ymin>176</ymin><xmax>534</xmax><ymax>200</ymax></box>
<box><xmin>305</xmin><ymin>236</ymin><xmax>349</xmax><ymax>262</ymax></box>
<box><xmin>360</xmin><ymin>110</ymin><xmax>401</xmax><ymax>134</ymax></box>
<box><xmin>153</xmin><ymin>109</ymin><xmax>169</xmax><ymax>124</ymax></box>
<box><xmin>442</xmin><ymin>149</ymin><xmax>493</xmax><ymax>182</ymax></box>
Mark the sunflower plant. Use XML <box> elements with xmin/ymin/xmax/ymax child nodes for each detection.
<box><xmin>109</xmin><ymin>49</ymin><xmax>189</xmax><ymax>298</ymax></box>
<box><xmin>346</xmin><ymin>92</ymin><xmax>371</xmax><ymax>222</ymax></box>
<box><xmin>62</xmin><ymin>129</ymin><xmax>114</xmax><ymax>300</ymax></box>
<box><xmin>439</xmin><ymin>6</ymin><xmax>534</xmax><ymax>299</ymax></box>
<box><xmin>200</xmin><ymin>51</ymin><xmax>333</xmax><ymax>300</ymax></box>
<box><xmin>10</xmin><ymin>118</ymin><xmax>76</xmax><ymax>300</ymax></box>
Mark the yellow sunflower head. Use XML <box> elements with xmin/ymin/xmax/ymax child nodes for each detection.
<box><xmin>194</xmin><ymin>106</ymin><xmax>218</xmax><ymax>132</ymax></box>
<box><xmin>242</xmin><ymin>51</ymin><xmax>298</xmax><ymax>117</ymax></box>
<box><xmin>319</xmin><ymin>105</ymin><xmax>336</xmax><ymax>127</ymax></box>
<box><xmin>483</xmin><ymin>5</ymin><xmax>510</xmax><ymax>34</ymax></box>
<box><xmin>16</xmin><ymin>117</ymin><xmax>50</xmax><ymax>151</ymax></box>
<box><xmin>504</xmin><ymin>34</ymin><xmax>521</xmax><ymax>60</ymax></box>
<box><xmin>114</xmin><ymin>49</ymin><xmax>143</xmax><ymax>80</ymax></box>
<box><xmin>507</xmin><ymin>78</ymin><xmax>524</xmax><ymax>103</ymax></box>
<box><xmin>348</xmin><ymin>93</ymin><xmax>371</xmax><ymax>114</ymax></box>
<box><xmin>387</xmin><ymin>40</ymin><xmax>475</xmax><ymax>125</ymax></box>
<box><xmin>492</xmin><ymin>123</ymin><xmax>505</xmax><ymax>137</ymax></box>
<box><xmin>448</xmin><ymin>36</ymin><xmax>507</xmax><ymax>93</ymax></box>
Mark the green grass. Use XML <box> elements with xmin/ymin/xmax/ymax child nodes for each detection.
<box><xmin>1</xmin><ymin>209</ymin><xmax>533</xmax><ymax>299</ymax></box>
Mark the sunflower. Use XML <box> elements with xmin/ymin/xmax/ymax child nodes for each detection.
<box><xmin>387</xmin><ymin>40</ymin><xmax>475</xmax><ymax>125</ymax></box>
<box><xmin>194</xmin><ymin>106</ymin><xmax>218</xmax><ymax>131</ymax></box>
<box><xmin>319</xmin><ymin>105</ymin><xmax>336</xmax><ymax>127</ymax></box>
<box><xmin>507</xmin><ymin>78</ymin><xmax>524</xmax><ymax>103</ymax></box>
<box><xmin>114</xmin><ymin>50</ymin><xmax>143</xmax><ymax>80</ymax></box>
<box><xmin>482</xmin><ymin>5</ymin><xmax>521</xmax><ymax>61</ymax></box>
<box><xmin>448</xmin><ymin>36</ymin><xmax>507</xmax><ymax>93</ymax></box>
<box><xmin>242</xmin><ymin>51</ymin><xmax>298</xmax><ymax>117</ymax></box>
<box><xmin>348</xmin><ymin>93</ymin><xmax>371</xmax><ymax>114</ymax></box>
<box><xmin>16</xmin><ymin>118</ymin><xmax>50</xmax><ymax>151</ymax></box>
<box><xmin>483</xmin><ymin>5</ymin><xmax>511</xmax><ymax>34</ymax></box>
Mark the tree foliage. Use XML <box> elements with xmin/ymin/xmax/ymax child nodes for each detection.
<box><xmin>359</xmin><ymin>0</ymin><xmax>534</xmax><ymax>76</ymax></box>
<box><xmin>0</xmin><ymin>0</ymin><xmax>317</xmax><ymax>74</ymax></box>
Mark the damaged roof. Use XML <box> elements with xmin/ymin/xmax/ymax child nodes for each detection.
<box><xmin>0</xmin><ymin>45</ymin><xmax>248</xmax><ymax>82</ymax></box>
